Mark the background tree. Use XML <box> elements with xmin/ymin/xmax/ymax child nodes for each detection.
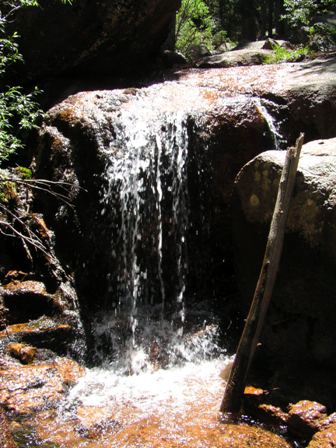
<box><xmin>176</xmin><ymin>0</ymin><xmax>336</xmax><ymax>58</ymax></box>
<box><xmin>175</xmin><ymin>0</ymin><xmax>215</xmax><ymax>59</ymax></box>
<box><xmin>283</xmin><ymin>0</ymin><xmax>336</xmax><ymax>49</ymax></box>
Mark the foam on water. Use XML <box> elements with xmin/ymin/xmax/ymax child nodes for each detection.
<box><xmin>61</xmin><ymin>322</ymin><xmax>232</xmax><ymax>425</ymax></box>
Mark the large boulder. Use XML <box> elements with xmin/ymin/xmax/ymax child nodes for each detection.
<box><xmin>232</xmin><ymin>137</ymin><xmax>336</xmax><ymax>406</ymax></box>
<box><xmin>10</xmin><ymin>0</ymin><xmax>180</xmax><ymax>80</ymax></box>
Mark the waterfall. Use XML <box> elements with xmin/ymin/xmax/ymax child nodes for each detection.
<box><xmin>255</xmin><ymin>97</ymin><xmax>285</xmax><ymax>151</ymax></box>
<box><xmin>92</xmin><ymin>96</ymin><xmax>211</xmax><ymax>371</ymax></box>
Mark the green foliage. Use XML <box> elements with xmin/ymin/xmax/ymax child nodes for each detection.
<box><xmin>0</xmin><ymin>17</ymin><xmax>43</xmax><ymax>164</ymax></box>
<box><xmin>0</xmin><ymin>0</ymin><xmax>73</xmax><ymax>167</ymax></box>
<box><xmin>176</xmin><ymin>0</ymin><xmax>215</xmax><ymax>60</ymax></box>
<box><xmin>283</xmin><ymin>0</ymin><xmax>335</xmax><ymax>27</ymax></box>
<box><xmin>264</xmin><ymin>44</ymin><xmax>310</xmax><ymax>64</ymax></box>
<box><xmin>15</xmin><ymin>166</ymin><xmax>33</xmax><ymax>178</ymax></box>
<box><xmin>283</xmin><ymin>0</ymin><xmax>336</xmax><ymax>49</ymax></box>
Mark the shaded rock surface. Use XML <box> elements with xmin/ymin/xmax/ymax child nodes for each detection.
<box><xmin>0</xmin><ymin>169</ymin><xmax>85</xmax><ymax>360</ymax></box>
<box><xmin>232</xmin><ymin>137</ymin><xmax>336</xmax><ymax>407</ymax></box>
<box><xmin>9</xmin><ymin>0</ymin><xmax>180</xmax><ymax>80</ymax></box>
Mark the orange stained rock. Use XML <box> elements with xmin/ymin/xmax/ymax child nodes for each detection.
<box><xmin>308</xmin><ymin>422</ymin><xmax>336</xmax><ymax>448</ymax></box>
<box><xmin>53</xmin><ymin>357</ymin><xmax>86</xmax><ymax>386</ymax></box>
<box><xmin>2</xmin><ymin>280</ymin><xmax>47</xmax><ymax>294</ymax></box>
<box><xmin>0</xmin><ymin>356</ymin><xmax>84</xmax><ymax>416</ymax></box>
<box><xmin>244</xmin><ymin>385</ymin><xmax>266</xmax><ymax>396</ymax></box>
<box><xmin>6</xmin><ymin>342</ymin><xmax>37</xmax><ymax>364</ymax></box>
<box><xmin>0</xmin><ymin>321</ymin><xmax>72</xmax><ymax>338</ymax></box>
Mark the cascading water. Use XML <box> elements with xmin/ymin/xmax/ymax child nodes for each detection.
<box><xmin>255</xmin><ymin>97</ymin><xmax>286</xmax><ymax>151</ymax></box>
<box><xmin>79</xmin><ymin>89</ymin><xmax>225</xmax><ymax>379</ymax></box>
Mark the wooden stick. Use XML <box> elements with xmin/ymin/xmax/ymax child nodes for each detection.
<box><xmin>220</xmin><ymin>133</ymin><xmax>304</xmax><ymax>414</ymax></box>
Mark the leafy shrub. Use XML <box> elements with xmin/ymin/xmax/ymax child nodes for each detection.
<box><xmin>175</xmin><ymin>0</ymin><xmax>215</xmax><ymax>60</ymax></box>
<box><xmin>264</xmin><ymin>44</ymin><xmax>310</xmax><ymax>64</ymax></box>
<box><xmin>0</xmin><ymin>0</ymin><xmax>73</xmax><ymax>167</ymax></box>
<box><xmin>283</xmin><ymin>0</ymin><xmax>336</xmax><ymax>50</ymax></box>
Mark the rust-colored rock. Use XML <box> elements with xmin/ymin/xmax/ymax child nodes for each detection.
<box><xmin>0</xmin><ymin>318</ymin><xmax>74</xmax><ymax>356</ymax></box>
<box><xmin>0</xmin><ymin>355</ymin><xmax>84</xmax><ymax>416</ymax></box>
<box><xmin>243</xmin><ymin>386</ymin><xmax>289</xmax><ymax>426</ymax></box>
<box><xmin>0</xmin><ymin>280</ymin><xmax>57</xmax><ymax>325</ymax></box>
<box><xmin>3</xmin><ymin>280</ymin><xmax>47</xmax><ymax>295</ymax></box>
<box><xmin>6</xmin><ymin>342</ymin><xmax>37</xmax><ymax>364</ymax></box>
<box><xmin>53</xmin><ymin>357</ymin><xmax>85</xmax><ymax>387</ymax></box>
<box><xmin>308</xmin><ymin>422</ymin><xmax>336</xmax><ymax>448</ymax></box>
<box><xmin>217</xmin><ymin>423</ymin><xmax>292</xmax><ymax>448</ymax></box>
<box><xmin>288</xmin><ymin>400</ymin><xmax>327</xmax><ymax>438</ymax></box>
<box><xmin>0</xmin><ymin>319</ymin><xmax>71</xmax><ymax>338</ymax></box>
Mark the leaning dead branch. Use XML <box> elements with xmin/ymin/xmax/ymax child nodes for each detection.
<box><xmin>220</xmin><ymin>133</ymin><xmax>304</xmax><ymax>414</ymax></box>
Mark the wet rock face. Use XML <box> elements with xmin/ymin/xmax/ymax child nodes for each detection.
<box><xmin>0</xmin><ymin>354</ymin><xmax>85</xmax><ymax>417</ymax></box>
<box><xmin>0</xmin><ymin>167</ymin><xmax>85</xmax><ymax>362</ymax></box>
<box><xmin>10</xmin><ymin>0</ymin><xmax>180</xmax><ymax>80</ymax></box>
<box><xmin>232</xmin><ymin>137</ymin><xmax>336</xmax><ymax>406</ymax></box>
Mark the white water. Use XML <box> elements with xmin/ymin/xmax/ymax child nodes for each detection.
<box><xmin>62</xmin><ymin>325</ymin><xmax>231</xmax><ymax>417</ymax></box>
<box><xmin>255</xmin><ymin>97</ymin><xmax>286</xmax><ymax>151</ymax></box>
<box><xmin>90</xmin><ymin>87</ymin><xmax>202</xmax><ymax>372</ymax></box>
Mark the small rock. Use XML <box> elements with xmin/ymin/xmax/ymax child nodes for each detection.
<box><xmin>218</xmin><ymin>423</ymin><xmax>292</xmax><ymax>448</ymax></box>
<box><xmin>6</xmin><ymin>342</ymin><xmax>37</xmax><ymax>364</ymax></box>
<box><xmin>0</xmin><ymin>318</ymin><xmax>74</xmax><ymax>355</ymax></box>
<box><xmin>308</xmin><ymin>422</ymin><xmax>336</xmax><ymax>447</ymax></box>
<box><xmin>4</xmin><ymin>271</ymin><xmax>30</xmax><ymax>281</ymax></box>
<box><xmin>53</xmin><ymin>357</ymin><xmax>85</xmax><ymax>386</ymax></box>
<box><xmin>288</xmin><ymin>400</ymin><xmax>327</xmax><ymax>438</ymax></box>
<box><xmin>160</xmin><ymin>50</ymin><xmax>188</xmax><ymax>68</ymax></box>
<box><xmin>257</xmin><ymin>404</ymin><xmax>290</xmax><ymax>426</ymax></box>
<box><xmin>2</xmin><ymin>280</ymin><xmax>47</xmax><ymax>295</ymax></box>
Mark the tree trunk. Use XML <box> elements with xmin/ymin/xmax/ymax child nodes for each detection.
<box><xmin>275</xmin><ymin>0</ymin><xmax>286</xmax><ymax>37</ymax></box>
<box><xmin>239</xmin><ymin>0</ymin><xmax>258</xmax><ymax>41</ymax></box>
<box><xmin>268</xmin><ymin>0</ymin><xmax>274</xmax><ymax>37</ymax></box>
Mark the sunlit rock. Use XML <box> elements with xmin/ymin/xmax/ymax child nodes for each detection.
<box><xmin>308</xmin><ymin>422</ymin><xmax>336</xmax><ymax>448</ymax></box>
<box><xmin>0</xmin><ymin>355</ymin><xmax>84</xmax><ymax>417</ymax></box>
<box><xmin>0</xmin><ymin>318</ymin><xmax>75</xmax><ymax>356</ymax></box>
<box><xmin>288</xmin><ymin>400</ymin><xmax>327</xmax><ymax>438</ymax></box>
<box><xmin>198</xmin><ymin>48</ymin><xmax>272</xmax><ymax>68</ymax></box>
<box><xmin>232</xmin><ymin>137</ymin><xmax>336</xmax><ymax>406</ymax></box>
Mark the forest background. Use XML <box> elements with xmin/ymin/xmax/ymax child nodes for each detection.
<box><xmin>176</xmin><ymin>0</ymin><xmax>336</xmax><ymax>59</ymax></box>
